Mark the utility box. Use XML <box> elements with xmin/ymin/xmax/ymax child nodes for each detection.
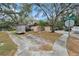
<box><xmin>16</xmin><ymin>24</ymin><xmax>26</xmax><ymax>34</ymax></box>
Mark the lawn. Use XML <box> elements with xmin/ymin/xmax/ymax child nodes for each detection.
<box><xmin>67</xmin><ymin>36</ymin><xmax>79</xmax><ymax>56</ymax></box>
<box><xmin>25</xmin><ymin>31</ymin><xmax>61</xmax><ymax>43</ymax></box>
<box><xmin>0</xmin><ymin>32</ymin><xmax>17</xmax><ymax>56</ymax></box>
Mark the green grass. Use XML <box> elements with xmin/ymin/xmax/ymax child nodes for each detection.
<box><xmin>0</xmin><ymin>32</ymin><xmax>17</xmax><ymax>56</ymax></box>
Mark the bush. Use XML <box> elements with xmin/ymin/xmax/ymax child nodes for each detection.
<box><xmin>38</xmin><ymin>20</ymin><xmax>46</xmax><ymax>31</ymax></box>
<box><xmin>0</xmin><ymin>21</ymin><xmax>15</xmax><ymax>31</ymax></box>
<box><xmin>56</xmin><ymin>20</ymin><xmax>64</xmax><ymax>30</ymax></box>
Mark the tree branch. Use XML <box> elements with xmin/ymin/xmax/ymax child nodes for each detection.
<box><xmin>36</xmin><ymin>4</ymin><xmax>50</xmax><ymax>20</ymax></box>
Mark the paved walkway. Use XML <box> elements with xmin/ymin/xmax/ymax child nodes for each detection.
<box><xmin>54</xmin><ymin>30</ymin><xmax>79</xmax><ymax>56</ymax></box>
<box><xmin>53</xmin><ymin>31</ymin><xmax>69</xmax><ymax>56</ymax></box>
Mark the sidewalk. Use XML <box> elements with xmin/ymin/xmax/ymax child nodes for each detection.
<box><xmin>53</xmin><ymin>32</ymin><xmax>69</xmax><ymax>56</ymax></box>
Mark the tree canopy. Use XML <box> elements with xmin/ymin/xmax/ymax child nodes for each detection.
<box><xmin>0</xmin><ymin>3</ymin><xmax>79</xmax><ymax>31</ymax></box>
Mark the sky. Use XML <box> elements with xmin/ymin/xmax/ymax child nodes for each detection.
<box><xmin>31</xmin><ymin>4</ymin><xmax>47</xmax><ymax>20</ymax></box>
<box><xmin>0</xmin><ymin>3</ymin><xmax>46</xmax><ymax>20</ymax></box>
<box><xmin>14</xmin><ymin>4</ymin><xmax>47</xmax><ymax>20</ymax></box>
<box><xmin>0</xmin><ymin>3</ymin><xmax>61</xmax><ymax>20</ymax></box>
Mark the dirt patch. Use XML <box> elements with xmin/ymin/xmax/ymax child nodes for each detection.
<box><xmin>67</xmin><ymin>37</ymin><xmax>79</xmax><ymax>56</ymax></box>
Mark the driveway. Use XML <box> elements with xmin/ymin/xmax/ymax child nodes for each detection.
<box><xmin>7</xmin><ymin>31</ymin><xmax>72</xmax><ymax>56</ymax></box>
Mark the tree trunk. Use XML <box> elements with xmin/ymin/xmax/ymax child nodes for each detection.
<box><xmin>51</xmin><ymin>25</ymin><xmax>55</xmax><ymax>32</ymax></box>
